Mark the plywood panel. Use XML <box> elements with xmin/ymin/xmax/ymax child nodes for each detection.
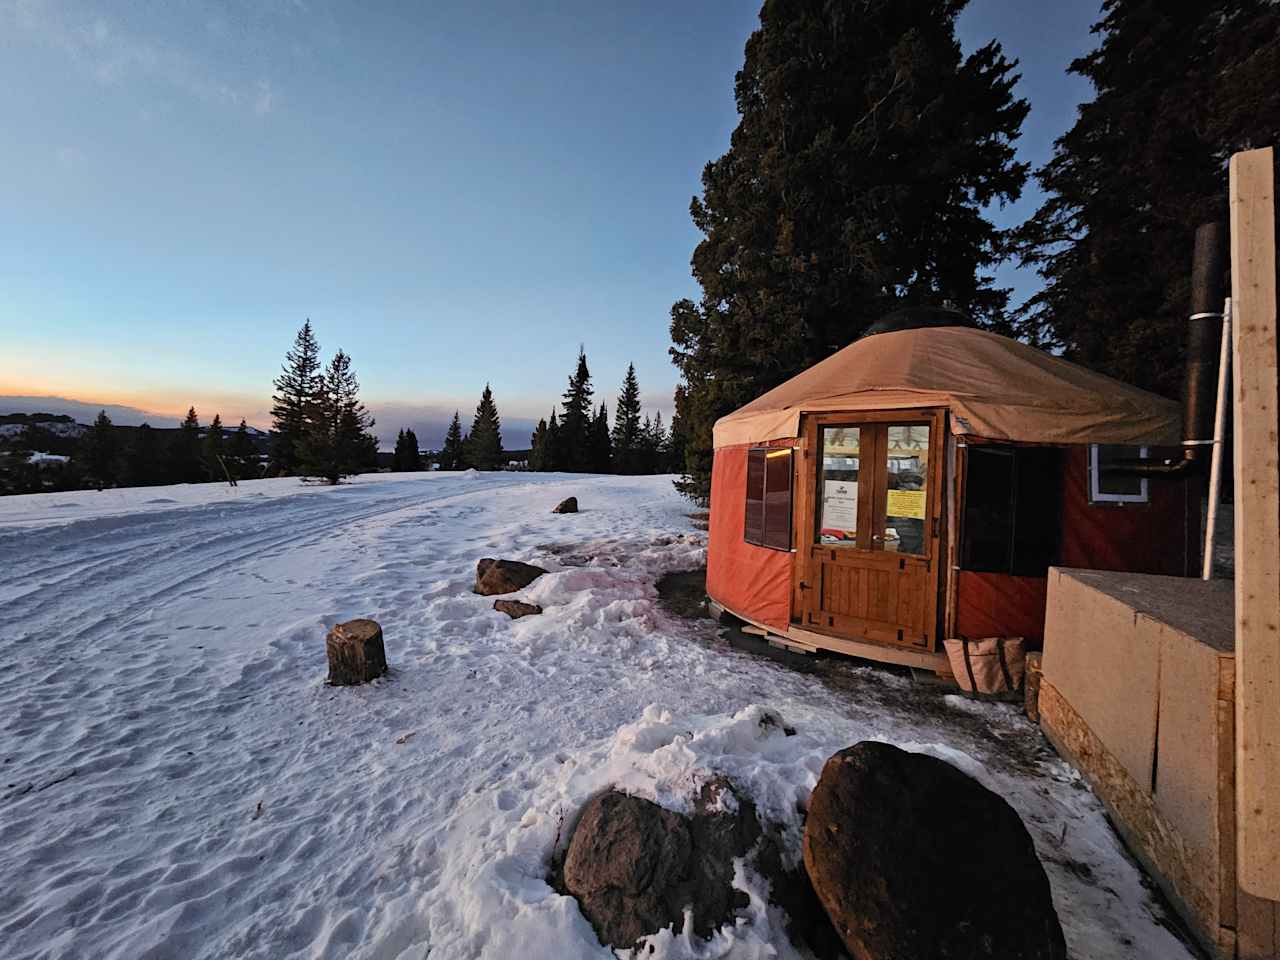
<box><xmin>1230</xmin><ymin>145</ymin><xmax>1280</xmax><ymax>900</ymax></box>
<box><xmin>1042</xmin><ymin>569</ymin><xmax>1159</xmax><ymax>789</ymax></box>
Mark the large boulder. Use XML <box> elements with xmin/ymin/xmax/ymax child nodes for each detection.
<box><xmin>473</xmin><ymin>558</ymin><xmax>548</xmax><ymax>596</ymax></box>
<box><xmin>803</xmin><ymin>742</ymin><xmax>1066</xmax><ymax>960</ymax></box>
<box><xmin>552</xmin><ymin>497</ymin><xmax>579</xmax><ymax>514</ymax></box>
<box><xmin>561</xmin><ymin>782</ymin><xmax>771</xmax><ymax>950</ymax></box>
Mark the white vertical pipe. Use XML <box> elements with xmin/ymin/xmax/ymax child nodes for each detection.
<box><xmin>1202</xmin><ymin>297</ymin><xmax>1232</xmax><ymax>580</ymax></box>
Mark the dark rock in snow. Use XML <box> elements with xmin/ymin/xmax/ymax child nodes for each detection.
<box><xmin>552</xmin><ymin>496</ymin><xmax>579</xmax><ymax>514</ymax></box>
<box><xmin>325</xmin><ymin>618</ymin><xmax>388</xmax><ymax>686</ymax></box>
<box><xmin>803</xmin><ymin>741</ymin><xmax>1067</xmax><ymax>960</ymax></box>
<box><xmin>473</xmin><ymin>558</ymin><xmax>548</xmax><ymax>596</ymax></box>
<box><xmin>494</xmin><ymin>599</ymin><xmax>542</xmax><ymax>619</ymax></box>
<box><xmin>561</xmin><ymin>777</ymin><xmax>842</xmax><ymax>954</ymax></box>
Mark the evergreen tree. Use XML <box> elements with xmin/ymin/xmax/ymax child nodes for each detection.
<box><xmin>669</xmin><ymin>0</ymin><xmax>1028</xmax><ymax>502</ymax></box>
<box><xmin>545</xmin><ymin>410</ymin><xmax>563</xmax><ymax>472</ymax></box>
<box><xmin>666</xmin><ymin>388</ymin><xmax>690</xmax><ymax>474</ymax></box>
<box><xmin>270</xmin><ymin>319</ymin><xmax>321</xmax><ymax>476</ymax></box>
<box><xmin>228</xmin><ymin>419</ymin><xmax>258</xmax><ymax>480</ymax></box>
<box><xmin>124</xmin><ymin>423</ymin><xmax>162</xmax><ymax>487</ymax></box>
<box><xmin>1015</xmin><ymin>0</ymin><xmax>1280</xmax><ymax>396</ymax></box>
<box><xmin>392</xmin><ymin>428</ymin><xmax>422</xmax><ymax>472</ymax></box>
<box><xmin>168</xmin><ymin>407</ymin><xmax>204</xmax><ymax>484</ymax></box>
<box><xmin>405</xmin><ymin>429</ymin><xmax>421</xmax><ymax>471</ymax></box>
<box><xmin>529</xmin><ymin>418</ymin><xmax>548</xmax><ymax>471</ymax></box>
<box><xmin>611</xmin><ymin>363</ymin><xmax>643</xmax><ymax>474</ymax></box>
<box><xmin>439</xmin><ymin>412</ymin><xmax>466</xmax><ymax>470</ymax></box>
<box><xmin>466</xmin><ymin>383</ymin><xmax>505</xmax><ymax>470</ymax></box>
<box><xmin>82</xmin><ymin>410</ymin><xmax>118</xmax><ymax>489</ymax></box>
<box><xmin>559</xmin><ymin>348</ymin><xmax>594</xmax><ymax>472</ymax></box>
<box><xmin>647</xmin><ymin>412</ymin><xmax>668</xmax><ymax>475</ymax></box>
<box><xmin>299</xmin><ymin>350</ymin><xmax>378</xmax><ymax>484</ymax></box>
<box><xmin>589</xmin><ymin>401</ymin><xmax>612</xmax><ymax>473</ymax></box>
<box><xmin>203</xmin><ymin>414</ymin><xmax>226</xmax><ymax>481</ymax></box>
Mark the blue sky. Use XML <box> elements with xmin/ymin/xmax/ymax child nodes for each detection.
<box><xmin>0</xmin><ymin>0</ymin><xmax>1098</xmax><ymax>447</ymax></box>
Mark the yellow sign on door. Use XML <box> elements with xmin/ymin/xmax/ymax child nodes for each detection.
<box><xmin>886</xmin><ymin>488</ymin><xmax>926</xmax><ymax>520</ymax></box>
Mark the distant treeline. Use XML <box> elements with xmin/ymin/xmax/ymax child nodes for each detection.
<box><xmin>398</xmin><ymin>348</ymin><xmax>685</xmax><ymax>476</ymax></box>
<box><xmin>0</xmin><ymin>408</ymin><xmax>265</xmax><ymax>495</ymax></box>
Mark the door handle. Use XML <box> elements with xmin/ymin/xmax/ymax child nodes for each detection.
<box><xmin>798</xmin><ymin>581</ymin><xmax>811</xmax><ymax>591</ymax></box>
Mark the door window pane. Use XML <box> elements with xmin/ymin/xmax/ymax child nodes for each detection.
<box><xmin>884</xmin><ymin>424</ymin><xmax>929</xmax><ymax>554</ymax></box>
<box><xmin>819</xmin><ymin>427</ymin><xmax>860</xmax><ymax>544</ymax></box>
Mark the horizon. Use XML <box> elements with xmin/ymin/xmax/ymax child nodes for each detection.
<box><xmin>0</xmin><ymin>0</ymin><xmax>1098</xmax><ymax>449</ymax></box>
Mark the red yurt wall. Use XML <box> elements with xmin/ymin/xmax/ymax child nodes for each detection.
<box><xmin>707</xmin><ymin>443</ymin><xmax>794</xmax><ymax>630</ymax></box>
<box><xmin>1058</xmin><ymin>447</ymin><xmax>1202</xmax><ymax>575</ymax></box>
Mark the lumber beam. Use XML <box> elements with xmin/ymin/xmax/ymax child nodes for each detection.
<box><xmin>1229</xmin><ymin>146</ymin><xmax>1280</xmax><ymax>900</ymax></box>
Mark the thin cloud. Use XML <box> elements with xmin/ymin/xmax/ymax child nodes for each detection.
<box><xmin>4</xmin><ymin>0</ymin><xmax>276</xmax><ymax>115</ymax></box>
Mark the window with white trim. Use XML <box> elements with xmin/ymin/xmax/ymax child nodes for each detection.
<box><xmin>1089</xmin><ymin>444</ymin><xmax>1150</xmax><ymax>505</ymax></box>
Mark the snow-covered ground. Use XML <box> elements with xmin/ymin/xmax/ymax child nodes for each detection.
<box><xmin>0</xmin><ymin>473</ymin><xmax>1195</xmax><ymax>960</ymax></box>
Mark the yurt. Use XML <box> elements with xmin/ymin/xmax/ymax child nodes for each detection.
<box><xmin>706</xmin><ymin>310</ymin><xmax>1203</xmax><ymax>671</ymax></box>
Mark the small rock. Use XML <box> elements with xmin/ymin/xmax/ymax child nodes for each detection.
<box><xmin>325</xmin><ymin>618</ymin><xmax>388</xmax><ymax>686</ymax></box>
<box><xmin>803</xmin><ymin>741</ymin><xmax>1066</xmax><ymax>960</ymax></box>
<box><xmin>494</xmin><ymin>599</ymin><xmax>542</xmax><ymax>619</ymax></box>
<box><xmin>552</xmin><ymin>497</ymin><xmax>579</xmax><ymax>514</ymax></box>
<box><xmin>474</xmin><ymin>558</ymin><xmax>548</xmax><ymax>596</ymax></box>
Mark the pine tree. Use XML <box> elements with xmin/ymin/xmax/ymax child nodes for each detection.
<box><xmin>392</xmin><ymin>428</ymin><xmax>422</xmax><ymax>472</ymax></box>
<box><xmin>648</xmin><ymin>411</ymin><xmax>668</xmax><ymax>475</ymax></box>
<box><xmin>611</xmin><ymin>363</ymin><xmax>643</xmax><ymax>474</ymax></box>
<box><xmin>168</xmin><ymin>407</ymin><xmax>204</xmax><ymax>484</ymax></box>
<box><xmin>590</xmin><ymin>401</ymin><xmax>612</xmax><ymax>474</ymax></box>
<box><xmin>529</xmin><ymin>417</ymin><xmax>549</xmax><ymax>471</ymax></box>
<box><xmin>228</xmin><ymin>419</ymin><xmax>257</xmax><ymax>480</ymax></box>
<box><xmin>669</xmin><ymin>0</ymin><xmax>1028</xmax><ymax>502</ymax></box>
<box><xmin>124</xmin><ymin>423</ymin><xmax>162</xmax><ymax>487</ymax></box>
<box><xmin>405</xmin><ymin>429</ymin><xmax>421</xmax><ymax>471</ymax></box>
<box><xmin>82</xmin><ymin>410</ymin><xmax>118</xmax><ymax>489</ymax></box>
<box><xmin>439</xmin><ymin>412</ymin><xmax>466</xmax><ymax>470</ymax></box>
<box><xmin>1015</xmin><ymin>0</ymin><xmax>1280</xmax><ymax>396</ymax></box>
<box><xmin>666</xmin><ymin>388</ymin><xmax>690</xmax><ymax>475</ymax></box>
<box><xmin>299</xmin><ymin>350</ymin><xmax>377</xmax><ymax>484</ymax></box>
<box><xmin>270</xmin><ymin>319</ymin><xmax>322</xmax><ymax>476</ymax></box>
<box><xmin>203</xmin><ymin>414</ymin><xmax>226</xmax><ymax>481</ymax></box>
<box><xmin>559</xmin><ymin>347</ymin><xmax>594</xmax><ymax>473</ymax></box>
<box><xmin>466</xmin><ymin>383</ymin><xmax>505</xmax><ymax>471</ymax></box>
<box><xmin>86</xmin><ymin>411</ymin><xmax>116</xmax><ymax>485</ymax></box>
<box><xmin>545</xmin><ymin>410</ymin><xmax>563</xmax><ymax>472</ymax></box>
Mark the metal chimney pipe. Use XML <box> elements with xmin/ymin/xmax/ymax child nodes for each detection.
<box><xmin>1182</xmin><ymin>222</ymin><xmax>1229</xmax><ymax>460</ymax></box>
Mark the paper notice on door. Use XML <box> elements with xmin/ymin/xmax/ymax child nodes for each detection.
<box><xmin>821</xmin><ymin>481</ymin><xmax>858</xmax><ymax>539</ymax></box>
<box><xmin>886</xmin><ymin>488</ymin><xmax>926</xmax><ymax>520</ymax></box>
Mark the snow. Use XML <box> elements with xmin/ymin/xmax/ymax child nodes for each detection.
<box><xmin>25</xmin><ymin>451</ymin><xmax>71</xmax><ymax>464</ymax></box>
<box><xmin>0</xmin><ymin>473</ymin><xmax>1195</xmax><ymax>960</ymax></box>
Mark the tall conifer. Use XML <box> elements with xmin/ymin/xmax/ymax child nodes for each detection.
<box><xmin>299</xmin><ymin>350</ymin><xmax>377</xmax><ymax>484</ymax></box>
<box><xmin>1015</xmin><ymin>0</ymin><xmax>1280</xmax><ymax>395</ymax></box>
<box><xmin>439</xmin><ymin>412</ymin><xmax>466</xmax><ymax>470</ymax></box>
<box><xmin>203</xmin><ymin>414</ymin><xmax>226</xmax><ymax>481</ymax></box>
<box><xmin>168</xmin><ymin>407</ymin><xmax>204</xmax><ymax>484</ymax></box>
<box><xmin>559</xmin><ymin>348</ymin><xmax>594</xmax><ymax>473</ymax></box>
<box><xmin>611</xmin><ymin>363</ymin><xmax>643</xmax><ymax>475</ymax></box>
<box><xmin>82</xmin><ymin>410</ymin><xmax>118</xmax><ymax>489</ymax></box>
<box><xmin>228</xmin><ymin>420</ymin><xmax>257</xmax><ymax>480</ymax></box>
<box><xmin>270</xmin><ymin>319</ymin><xmax>321</xmax><ymax>476</ymax></box>
<box><xmin>467</xmin><ymin>384</ymin><xmax>504</xmax><ymax>471</ymax></box>
<box><xmin>669</xmin><ymin>0</ymin><xmax>1028</xmax><ymax>502</ymax></box>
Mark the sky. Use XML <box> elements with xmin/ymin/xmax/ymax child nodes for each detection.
<box><xmin>0</xmin><ymin>0</ymin><xmax>1099</xmax><ymax>448</ymax></box>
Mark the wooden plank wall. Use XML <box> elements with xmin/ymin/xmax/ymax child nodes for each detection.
<box><xmin>1230</xmin><ymin>145</ymin><xmax>1280</xmax><ymax>902</ymax></box>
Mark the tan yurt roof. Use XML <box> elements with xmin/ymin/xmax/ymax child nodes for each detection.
<box><xmin>713</xmin><ymin>326</ymin><xmax>1181</xmax><ymax>448</ymax></box>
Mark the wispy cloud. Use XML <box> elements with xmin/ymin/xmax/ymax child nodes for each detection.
<box><xmin>4</xmin><ymin>0</ymin><xmax>278</xmax><ymax>115</ymax></box>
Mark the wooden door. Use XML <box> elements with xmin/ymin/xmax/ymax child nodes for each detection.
<box><xmin>794</xmin><ymin>410</ymin><xmax>945</xmax><ymax>649</ymax></box>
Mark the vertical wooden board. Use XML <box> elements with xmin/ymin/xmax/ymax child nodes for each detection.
<box><xmin>1236</xmin><ymin>890</ymin><xmax>1278</xmax><ymax>959</ymax></box>
<box><xmin>1230</xmin><ymin>146</ymin><xmax>1280</xmax><ymax>899</ymax></box>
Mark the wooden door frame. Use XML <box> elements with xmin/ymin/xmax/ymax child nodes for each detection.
<box><xmin>791</xmin><ymin>407</ymin><xmax>948</xmax><ymax>650</ymax></box>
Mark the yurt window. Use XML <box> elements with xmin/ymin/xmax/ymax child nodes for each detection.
<box><xmin>1089</xmin><ymin>444</ymin><xmax>1150</xmax><ymax>504</ymax></box>
<box><xmin>745</xmin><ymin>448</ymin><xmax>793</xmax><ymax>551</ymax></box>
<box><xmin>961</xmin><ymin>446</ymin><xmax>1063</xmax><ymax>575</ymax></box>
<box><xmin>819</xmin><ymin>427</ymin><xmax>861</xmax><ymax>544</ymax></box>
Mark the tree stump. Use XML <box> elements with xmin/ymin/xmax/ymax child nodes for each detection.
<box><xmin>326</xmin><ymin>619</ymin><xmax>388</xmax><ymax>685</ymax></box>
